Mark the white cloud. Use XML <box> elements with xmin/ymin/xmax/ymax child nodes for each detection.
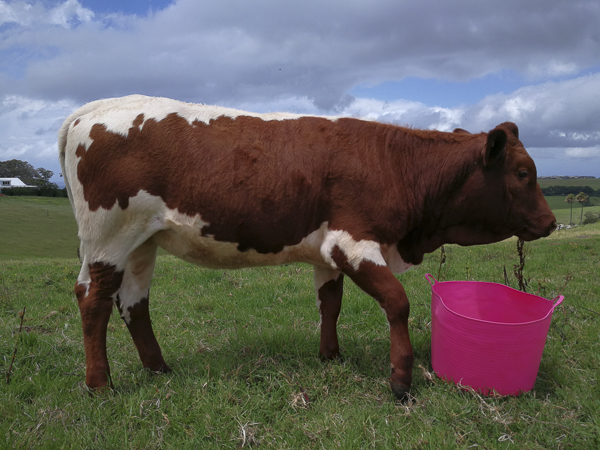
<box><xmin>333</xmin><ymin>73</ymin><xmax>600</xmax><ymax>150</ymax></box>
<box><xmin>0</xmin><ymin>0</ymin><xmax>93</xmax><ymax>27</ymax></box>
<box><xmin>1</xmin><ymin>0</ymin><xmax>600</xmax><ymax>177</ymax></box>
<box><xmin>0</xmin><ymin>95</ymin><xmax>79</xmax><ymax>180</ymax></box>
<box><xmin>565</xmin><ymin>146</ymin><xmax>600</xmax><ymax>158</ymax></box>
<box><xmin>49</xmin><ymin>0</ymin><xmax>94</xmax><ymax>28</ymax></box>
<box><xmin>2</xmin><ymin>0</ymin><xmax>600</xmax><ymax>108</ymax></box>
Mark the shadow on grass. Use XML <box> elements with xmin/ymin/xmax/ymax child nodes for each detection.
<box><xmin>111</xmin><ymin>327</ymin><xmax>436</xmax><ymax>401</ymax></box>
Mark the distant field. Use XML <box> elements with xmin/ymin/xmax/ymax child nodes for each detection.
<box><xmin>538</xmin><ymin>177</ymin><xmax>600</xmax><ymax>189</ymax></box>
<box><xmin>542</xmin><ymin>195</ymin><xmax>600</xmax><ymax>225</ymax></box>
<box><xmin>544</xmin><ymin>195</ymin><xmax>600</xmax><ymax>210</ymax></box>
<box><xmin>0</xmin><ymin>196</ymin><xmax>79</xmax><ymax>260</ymax></box>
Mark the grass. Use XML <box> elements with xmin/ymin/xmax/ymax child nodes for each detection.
<box><xmin>543</xmin><ymin>196</ymin><xmax>600</xmax><ymax>225</ymax></box>
<box><xmin>537</xmin><ymin>178</ymin><xmax>600</xmax><ymax>190</ymax></box>
<box><xmin>1</xmin><ymin>197</ymin><xmax>599</xmax><ymax>448</ymax></box>
<box><xmin>0</xmin><ymin>196</ymin><xmax>79</xmax><ymax>260</ymax></box>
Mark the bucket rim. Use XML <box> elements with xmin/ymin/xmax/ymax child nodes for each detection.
<box><xmin>426</xmin><ymin>274</ymin><xmax>564</xmax><ymax>326</ymax></box>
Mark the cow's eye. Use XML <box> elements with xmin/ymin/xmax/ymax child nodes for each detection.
<box><xmin>517</xmin><ymin>170</ymin><xmax>528</xmax><ymax>179</ymax></box>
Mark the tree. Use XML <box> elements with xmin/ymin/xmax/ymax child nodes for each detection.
<box><xmin>0</xmin><ymin>159</ymin><xmax>39</xmax><ymax>183</ymax></box>
<box><xmin>31</xmin><ymin>167</ymin><xmax>58</xmax><ymax>189</ymax></box>
<box><xmin>575</xmin><ymin>192</ymin><xmax>589</xmax><ymax>225</ymax></box>
<box><xmin>0</xmin><ymin>159</ymin><xmax>58</xmax><ymax>189</ymax></box>
<box><xmin>565</xmin><ymin>194</ymin><xmax>575</xmax><ymax>225</ymax></box>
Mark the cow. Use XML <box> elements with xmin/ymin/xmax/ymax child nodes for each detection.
<box><xmin>58</xmin><ymin>95</ymin><xmax>556</xmax><ymax>400</ymax></box>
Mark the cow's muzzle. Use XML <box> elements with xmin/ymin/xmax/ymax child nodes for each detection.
<box><xmin>518</xmin><ymin>218</ymin><xmax>557</xmax><ymax>241</ymax></box>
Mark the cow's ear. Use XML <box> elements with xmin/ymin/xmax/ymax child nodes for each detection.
<box><xmin>484</xmin><ymin>128</ymin><xmax>507</xmax><ymax>167</ymax></box>
<box><xmin>452</xmin><ymin>128</ymin><xmax>470</xmax><ymax>134</ymax></box>
<box><xmin>501</xmin><ymin>121</ymin><xmax>519</xmax><ymax>139</ymax></box>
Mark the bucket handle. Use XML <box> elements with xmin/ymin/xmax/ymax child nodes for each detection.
<box><xmin>425</xmin><ymin>273</ymin><xmax>437</xmax><ymax>286</ymax></box>
<box><xmin>550</xmin><ymin>295</ymin><xmax>564</xmax><ymax>312</ymax></box>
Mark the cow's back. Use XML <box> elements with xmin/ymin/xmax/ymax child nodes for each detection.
<box><xmin>59</xmin><ymin>96</ymin><xmax>348</xmax><ymax>265</ymax></box>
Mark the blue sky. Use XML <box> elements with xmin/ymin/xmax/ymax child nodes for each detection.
<box><xmin>78</xmin><ymin>0</ymin><xmax>172</xmax><ymax>15</ymax></box>
<box><xmin>1</xmin><ymin>0</ymin><xmax>600</xmax><ymax>183</ymax></box>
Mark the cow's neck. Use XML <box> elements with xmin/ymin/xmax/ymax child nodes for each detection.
<box><xmin>386</xmin><ymin>127</ymin><xmax>483</xmax><ymax>265</ymax></box>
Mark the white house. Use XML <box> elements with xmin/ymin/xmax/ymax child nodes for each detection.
<box><xmin>0</xmin><ymin>178</ymin><xmax>37</xmax><ymax>190</ymax></box>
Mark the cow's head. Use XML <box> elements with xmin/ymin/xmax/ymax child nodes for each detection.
<box><xmin>442</xmin><ymin>122</ymin><xmax>557</xmax><ymax>247</ymax></box>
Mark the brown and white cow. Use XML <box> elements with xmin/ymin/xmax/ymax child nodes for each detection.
<box><xmin>58</xmin><ymin>95</ymin><xmax>556</xmax><ymax>399</ymax></box>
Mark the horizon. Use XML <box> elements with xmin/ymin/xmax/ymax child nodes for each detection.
<box><xmin>1</xmin><ymin>1</ymin><xmax>599</xmax><ymax>182</ymax></box>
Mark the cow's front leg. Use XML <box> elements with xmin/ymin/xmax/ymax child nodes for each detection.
<box><xmin>330</xmin><ymin>249</ymin><xmax>413</xmax><ymax>400</ymax></box>
<box><xmin>75</xmin><ymin>261</ymin><xmax>124</xmax><ymax>390</ymax></box>
<box><xmin>314</xmin><ymin>266</ymin><xmax>344</xmax><ymax>359</ymax></box>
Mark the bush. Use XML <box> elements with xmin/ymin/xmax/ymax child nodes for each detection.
<box><xmin>1</xmin><ymin>187</ymin><xmax>67</xmax><ymax>198</ymax></box>
<box><xmin>583</xmin><ymin>211</ymin><xmax>600</xmax><ymax>225</ymax></box>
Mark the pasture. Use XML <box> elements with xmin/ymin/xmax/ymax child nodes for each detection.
<box><xmin>543</xmin><ymin>196</ymin><xmax>600</xmax><ymax>226</ymax></box>
<box><xmin>1</xmin><ymin>197</ymin><xmax>599</xmax><ymax>448</ymax></box>
<box><xmin>0</xmin><ymin>196</ymin><xmax>78</xmax><ymax>260</ymax></box>
<box><xmin>537</xmin><ymin>178</ymin><xmax>600</xmax><ymax>190</ymax></box>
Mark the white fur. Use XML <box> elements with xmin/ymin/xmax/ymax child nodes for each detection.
<box><xmin>320</xmin><ymin>229</ymin><xmax>387</xmax><ymax>270</ymax></box>
<box><xmin>313</xmin><ymin>266</ymin><xmax>342</xmax><ymax>310</ymax></box>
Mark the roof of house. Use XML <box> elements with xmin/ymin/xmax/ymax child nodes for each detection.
<box><xmin>0</xmin><ymin>177</ymin><xmax>37</xmax><ymax>188</ymax></box>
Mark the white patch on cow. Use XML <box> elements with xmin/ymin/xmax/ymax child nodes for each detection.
<box><xmin>320</xmin><ymin>229</ymin><xmax>387</xmax><ymax>271</ymax></box>
<box><xmin>117</xmin><ymin>239</ymin><xmax>158</xmax><ymax>324</ymax></box>
<box><xmin>71</xmin><ymin>190</ymin><xmax>171</xmax><ymax>271</ymax></box>
<box><xmin>313</xmin><ymin>266</ymin><xmax>341</xmax><ymax>311</ymax></box>
<box><xmin>380</xmin><ymin>243</ymin><xmax>413</xmax><ymax>275</ymax></box>
<box><xmin>152</xmin><ymin>219</ymin><xmax>330</xmax><ymax>270</ymax></box>
<box><xmin>76</xmin><ymin>258</ymin><xmax>92</xmax><ymax>297</ymax></box>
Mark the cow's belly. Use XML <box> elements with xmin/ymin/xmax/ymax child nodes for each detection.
<box><xmin>152</xmin><ymin>221</ymin><xmax>330</xmax><ymax>269</ymax></box>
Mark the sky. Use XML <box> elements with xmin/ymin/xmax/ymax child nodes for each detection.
<box><xmin>1</xmin><ymin>0</ymin><xmax>600</xmax><ymax>186</ymax></box>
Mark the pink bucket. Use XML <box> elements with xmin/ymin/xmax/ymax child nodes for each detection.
<box><xmin>426</xmin><ymin>274</ymin><xmax>563</xmax><ymax>396</ymax></box>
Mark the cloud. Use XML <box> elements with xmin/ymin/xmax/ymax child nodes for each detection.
<box><xmin>334</xmin><ymin>73</ymin><xmax>600</xmax><ymax>152</ymax></box>
<box><xmin>1</xmin><ymin>0</ymin><xmax>600</xmax><ymax>178</ymax></box>
<box><xmin>565</xmin><ymin>146</ymin><xmax>600</xmax><ymax>158</ymax></box>
<box><xmin>0</xmin><ymin>0</ymin><xmax>93</xmax><ymax>27</ymax></box>
<box><xmin>462</xmin><ymin>75</ymin><xmax>600</xmax><ymax>149</ymax></box>
<box><xmin>49</xmin><ymin>0</ymin><xmax>94</xmax><ymax>28</ymax></box>
<box><xmin>0</xmin><ymin>95</ymin><xmax>77</xmax><ymax>179</ymax></box>
<box><xmin>2</xmin><ymin>0</ymin><xmax>600</xmax><ymax>108</ymax></box>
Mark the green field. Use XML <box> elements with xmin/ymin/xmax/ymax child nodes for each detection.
<box><xmin>1</xmin><ymin>197</ymin><xmax>599</xmax><ymax>448</ymax></box>
<box><xmin>0</xmin><ymin>196</ymin><xmax>79</xmax><ymax>260</ymax></box>
<box><xmin>538</xmin><ymin>177</ymin><xmax>600</xmax><ymax>189</ymax></box>
<box><xmin>542</xmin><ymin>196</ymin><xmax>600</xmax><ymax>225</ymax></box>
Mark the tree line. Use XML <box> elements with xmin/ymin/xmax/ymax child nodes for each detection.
<box><xmin>541</xmin><ymin>185</ymin><xmax>599</xmax><ymax>197</ymax></box>
<box><xmin>0</xmin><ymin>159</ymin><xmax>67</xmax><ymax>197</ymax></box>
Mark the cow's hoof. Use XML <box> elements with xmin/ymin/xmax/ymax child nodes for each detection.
<box><xmin>148</xmin><ymin>363</ymin><xmax>172</xmax><ymax>374</ymax></box>
<box><xmin>85</xmin><ymin>382</ymin><xmax>113</xmax><ymax>396</ymax></box>
<box><xmin>390</xmin><ymin>381</ymin><xmax>411</xmax><ymax>402</ymax></box>
<box><xmin>319</xmin><ymin>351</ymin><xmax>343</xmax><ymax>361</ymax></box>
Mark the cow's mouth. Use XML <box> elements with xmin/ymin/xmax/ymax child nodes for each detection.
<box><xmin>517</xmin><ymin>219</ymin><xmax>557</xmax><ymax>241</ymax></box>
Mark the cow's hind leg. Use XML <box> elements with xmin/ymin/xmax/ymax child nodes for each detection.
<box><xmin>76</xmin><ymin>259</ymin><xmax>124</xmax><ymax>390</ymax></box>
<box><xmin>115</xmin><ymin>239</ymin><xmax>171</xmax><ymax>374</ymax></box>
<box><xmin>314</xmin><ymin>266</ymin><xmax>344</xmax><ymax>359</ymax></box>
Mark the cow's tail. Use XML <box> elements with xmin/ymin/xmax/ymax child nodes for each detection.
<box><xmin>58</xmin><ymin>100</ymin><xmax>104</xmax><ymax>214</ymax></box>
<box><xmin>58</xmin><ymin>114</ymin><xmax>76</xmax><ymax>215</ymax></box>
